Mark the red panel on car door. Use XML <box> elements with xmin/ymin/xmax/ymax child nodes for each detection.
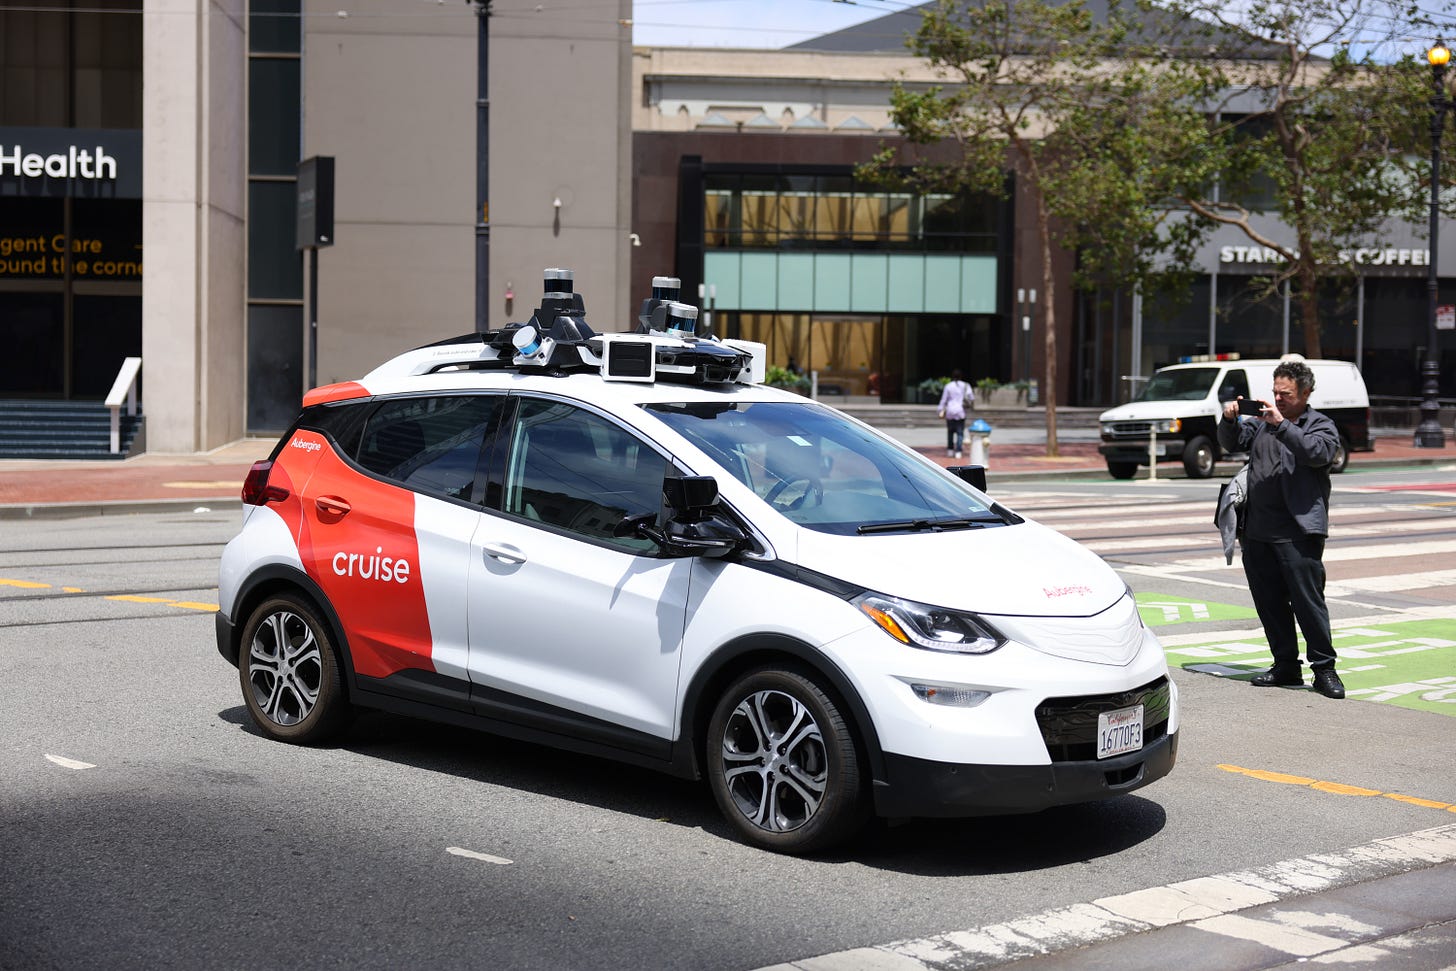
<box><xmin>297</xmin><ymin>446</ymin><xmax>434</xmax><ymax>679</ymax></box>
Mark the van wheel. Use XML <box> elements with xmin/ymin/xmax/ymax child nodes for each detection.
<box><xmin>1330</xmin><ymin>436</ymin><xmax>1349</xmax><ymax>474</ymax></box>
<box><xmin>1182</xmin><ymin>436</ymin><xmax>1217</xmax><ymax>478</ymax></box>
<box><xmin>706</xmin><ymin>668</ymin><xmax>868</xmax><ymax>854</ymax></box>
<box><xmin>239</xmin><ymin>594</ymin><xmax>350</xmax><ymax>744</ymax></box>
<box><xmin>1107</xmin><ymin>461</ymin><xmax>1138</xmax><ymax>480</ymax></box>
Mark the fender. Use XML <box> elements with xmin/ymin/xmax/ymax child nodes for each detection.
<box><xmin>673</xmin><ymin>632</ymin><xmax>888</xmax><ymax>786</ymax></box>
<box><xmin>216</xmin><ymin>564</ymin><xmax>357</xmax><ymax>687</ymax></box>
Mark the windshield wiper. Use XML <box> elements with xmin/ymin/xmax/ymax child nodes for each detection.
<box><xmin>857</xmin><ymin>516</ymin><xmax>1000</xmax><ymax>535</ymax></box>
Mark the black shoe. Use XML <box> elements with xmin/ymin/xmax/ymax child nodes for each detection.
<box><xmin>1251</xmin><ymin>667</ymin><xmax>1304</xmax><ymax>687</ymax></box>
<box><xmin>1312</xmin><ymin>668</ymin><xmax>1345</xmax><ymax>699</ymax></box>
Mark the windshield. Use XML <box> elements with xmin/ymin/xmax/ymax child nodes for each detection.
<box><xmin>1136</xmin><ymin>367</ymin><xmax>1218</xmax><ymax>402</ymax></box>
<box><xmin>645</xmin><ymin>400</ymin><xmax>1009</xmax><ymax>535</ymax></box>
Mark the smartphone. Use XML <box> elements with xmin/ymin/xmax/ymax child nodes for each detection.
<box><xmin>1238</xmin><ymin>399</ymin><xmax>1265</xmax><ymax>416</ymax></box>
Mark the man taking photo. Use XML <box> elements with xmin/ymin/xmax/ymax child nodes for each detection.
<box><xmin>1218</xmin><ymin>358</ymin><xmax>1345</xmax><ymax>699</ymax></box>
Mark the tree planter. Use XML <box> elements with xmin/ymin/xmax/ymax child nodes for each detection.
<box><xmin>975</xmin><ymin>385</ymin><xmax>1034</xmax><ymax>410</ymax></box>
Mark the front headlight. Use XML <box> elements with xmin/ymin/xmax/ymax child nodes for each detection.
<box><xmin>853</xmin><ymin>592</ymin><xmax>1006</xmax><ymax>654</ymax></box>
<box><xmin>1154</xmin><ymin>419</ymin><xmax>1182</xmax><ymax>434</ymax></box>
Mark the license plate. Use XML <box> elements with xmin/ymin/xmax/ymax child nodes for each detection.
<box><xmin>1096</xmin><ymin>704</ymin><xmax>1144</xmax><ymax>759</ymax></box>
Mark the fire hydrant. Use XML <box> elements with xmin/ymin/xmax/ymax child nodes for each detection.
<box><xmin>968</xmin><ymin>418</ymin><xmax>992</xmax><ymax>466</ymax></box>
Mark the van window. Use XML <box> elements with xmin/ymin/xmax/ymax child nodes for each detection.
<box><xmin>1218</xmin><ymin>370</ymin><xmax>1250</xmax><ymax>402</ymax></box>
<box><xmin>1137</xmin><ymin>367</ymin><xmax>1219</xmax><ymax>401</ymax></box>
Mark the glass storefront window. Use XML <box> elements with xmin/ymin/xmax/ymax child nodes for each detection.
<box><xmin>0</xmin><ymin>293</ymin><xmax>64</xmax><ymax>395</ymax></box>
<box><xmin>0</xmin><ymin>1</ymin><xmax>142</xmax><ymax>128</ymax></box>
<box><xmin>702</xmin><ymin>171</ymin><xmax>997</xmax><ymax>253</ymax></box>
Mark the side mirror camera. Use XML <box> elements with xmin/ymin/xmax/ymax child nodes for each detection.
<box><xmin>655</xmin><ymin>475</ymin><xmax>745</xmax><ymax>557</ymax></box>
<box><xmin>663</xmin><ymin>475</ymin><xmax>719</xmax><ymax>514</ymax></box>
<box><xmin>948</xmin><ymin>465</ymin><xmax>988</xmax><ymax>492</ymax></box>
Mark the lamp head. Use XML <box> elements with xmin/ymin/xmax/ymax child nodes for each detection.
<box><xmin>1431</xmin><ymin>39</ymin><xmax>1451</xmax><ymax>68</ymax></box>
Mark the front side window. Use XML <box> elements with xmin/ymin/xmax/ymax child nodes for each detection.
<box><xmin>356</xmin><ymin>395</ymin><xmax>501</xmax><ymax>501</ymax></box>
<box><xmin>503</xmin><ymin>399</ymin><xmax>669</xmax><ymax>554</ymax></box>
<box><xmin>647</xmin><ymin>400</ymin><xmax>1007</xmax><ymax>536</ymax></box>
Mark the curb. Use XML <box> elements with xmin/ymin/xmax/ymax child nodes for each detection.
<box><xmin>0</xmin><ymin>497</ymin><xmax>242</xmax><ymax>521</ymax></box>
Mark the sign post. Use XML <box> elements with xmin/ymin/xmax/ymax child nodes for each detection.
<box><xmin>296</xmin><ymin>156</ymin><xmax>336</xmax><ymax>391</ymax></box>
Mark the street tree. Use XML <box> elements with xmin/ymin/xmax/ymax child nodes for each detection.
<box><xmin>1147</xmin><ymin>0</ymin><xmax>1432</xmax><ymax>359</ymax></box>
<box><xmin>866</xmin><ymin>0</ymin><xmax>1212</xmax><ymax>454</ymax></box>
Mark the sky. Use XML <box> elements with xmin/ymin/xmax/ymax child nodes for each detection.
<box><xmin>630</xmin><ymin>0</ymin><xmax>911</xmax><ymax>48</ymax></box>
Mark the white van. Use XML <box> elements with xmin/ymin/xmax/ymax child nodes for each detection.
<box><xmin>217</xmin><ymin>273</ymin><xmax>1179</xmax><ymax>855</ymax></box>
<box><xmin>1098</xmin><ymin>356</ymin><xmax>1372</xmax><ymax>479</ymax></box>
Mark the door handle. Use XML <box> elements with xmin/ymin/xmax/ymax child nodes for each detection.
<box><xmin>481</xmin><ymin>542</ymin><xmax>526</xmax><ymax>565</ymax></box>
<box><xmin>315</xmin><ymin>495</ymin><xmax>352</xmax><ymax>516</ymax></box>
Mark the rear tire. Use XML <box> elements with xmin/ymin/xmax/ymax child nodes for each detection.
<box><xmin>1182</xmin><ymin>436</ymin><xmax>1217</xmax><ymax>479</ymax></box>
<box><xmin>706</xmin><ymin>668</ymin><xmax>868</xmax><ymax>854</ymax></box>
<box><xmin>1330</xmin><ymin>436</ymin><xmax>1349</xmax><ymax>474</ymax></box>
<box><xmin>1107</xmin><ymin>461</ymin><xmax>1138</xmax><ymax>480</ymax></box>
<box><xmin>239</xmin><ymin>593</ymin><xmax>350</xmax><ymax>744</ymax></box>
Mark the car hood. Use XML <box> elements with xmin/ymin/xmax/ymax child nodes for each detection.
<box><xmin>794</xmin><ymin>520</ymin><xmax>1126</xmax><ymax>618</ymax></box>
<box><xmin>1099</xmin><ymin>399</ymin><xmax>1212</xmax><ymax>422</ymax></box>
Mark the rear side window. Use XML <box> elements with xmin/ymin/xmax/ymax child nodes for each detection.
<box><xmin>1218</xmin><ymin>370</ymin><xmax>1250</xmax><ymax>402</ymax></box>
<box><xmin>503</xmin><ymin>398</ymin><xmax>668</xmax><ymax>554</ymax></box>
<box><xmin>356</xmin><ymin>395</ymin><xmax>502</xmax><ymax>501</ymax></box>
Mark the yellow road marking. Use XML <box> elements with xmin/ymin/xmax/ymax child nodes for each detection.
<box><xmin>1219</xmin><ymin>763</ymin><xmax>1456</xmax><ymax>813</ymax></box>
<box><xmin>0</xmin><ymin>577</ymin><xmax>51</xmax><ymax>589</ymax></box>
<box><xmin>2</xmin><ymin>576</ymin><xmax>218</xmax><ymax>612</ymax></box>
<box><xmin>170</xmin><ymin>601</ymin><xmax>220</xmax><ymax>612</ymax></box>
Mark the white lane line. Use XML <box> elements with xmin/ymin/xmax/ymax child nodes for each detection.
<box><xmin>1120</xmin><ymin>538</ymin><xmax>1456</xmax><ymax>575</ymax></box>
<box><xmin>45</xmin><ymin>754</ymin><xmax>96</xmax><ymax>770</ymax></box>
<box><xmin>755</xmin><ymin>823</ymin><xmax>1456</xmax><ymax>971</ymax></box>
<box><xmin>445</xmin><ymin>846</ymin><xmax>513</xmax><ymax>865</ymax></box>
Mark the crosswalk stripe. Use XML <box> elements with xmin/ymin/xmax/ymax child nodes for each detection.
<box><xmin>1188</xmin><ymin>913</ymin><xmax>1356</xmax><ymax>956</ymax></box>
<box><xmin>755</xmin><ymin>824</ymin><xmax>1456</xmax><ymax>971</ymax></box>
<box><xmin>1328</xmin><ymin>570</ymin><xmax>1456</xmax><ymax>594</ymax></box>
<box><xmin>1127</xmin><ymin>539</ymin><xmax>1456</xmax><ymax>574</ymax></box>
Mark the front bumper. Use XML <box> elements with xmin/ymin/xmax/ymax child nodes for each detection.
<box><xmin>1099</xmin><ymin>440</ymin><xmax>1185</xmax><ymax>462</ymax></box>
<box><xmin>873</xmin><ymin>729</ymin><xmax>1178</xmax><ymax>818</ymax></box>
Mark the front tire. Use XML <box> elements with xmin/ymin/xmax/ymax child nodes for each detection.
<box><xmin>1182</xmin><ymin>436</ymin><xmax>1217</xmax><ymax>478</ymax></box>
<box><xmin>1107</xmin><ymin>461</ymin><xmax>1138</xmax><ymax>480</ymax></box>
<box><xmin>239</xmin><ymin>594</ymin><xmax>349</xmax><ymax>744</ymax></box>
<box><xmin>706</xmin><ymin>668</ymin><xmax>868</xmax><ymax>854</ymax></box>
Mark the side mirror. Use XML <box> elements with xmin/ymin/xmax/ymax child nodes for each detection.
<box><xmin>618</xmin><ymin>475</ymin><xmax>745</xmax><ymax>558</ymax></box>
<box><xmin>662</xmin><ymin>513</ymin><xmax>745</xmax><ymax>558</ymax></box>
<box><xmin>948</xmin><ymin>464</ymin><xmax>988</xmax><ymax>492</ymax></box>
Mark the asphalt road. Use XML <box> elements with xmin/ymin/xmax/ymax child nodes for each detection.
<box><xmin>2</xmin><ymin>467</ymin><xmax>1454</xmax><ymax>970</ymax></box>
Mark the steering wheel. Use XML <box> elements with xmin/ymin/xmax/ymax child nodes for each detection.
<box><xmin>765</xmin><ymin>475</ymin><xmax>823</xmax><ymax>511</ymax></box>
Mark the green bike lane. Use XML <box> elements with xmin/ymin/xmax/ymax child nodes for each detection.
<box><xmin>1137</xmin><ymin>593</ymin><xmax>1456</xmax><ymax>717</ymax></box>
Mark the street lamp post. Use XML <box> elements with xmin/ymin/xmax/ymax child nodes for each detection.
<box><xmin>1417</xmin><ymin>39</ymin><xmax>1452</xmax><ymax>448</ymax></box>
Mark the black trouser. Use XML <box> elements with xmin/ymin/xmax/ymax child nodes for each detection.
<box><xmin>945</xmin><ymin>418</ymin><xmax>965</xmax><ymax>452</ymax></box>
<box><xmin>1241</xmin><ymin>535</ymin><xmax>1336</xmax><ymax>671</ymax></box>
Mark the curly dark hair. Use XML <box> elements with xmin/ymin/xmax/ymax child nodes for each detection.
<box><xmin>1273</xmin><ymin>359</ymin><xmax>1315</xmax><ymax>395</ymax></box>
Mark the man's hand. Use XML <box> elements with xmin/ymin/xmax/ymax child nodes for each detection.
<box><xmin>1261</xmin><ymin>401</ymin><xmax>1285</xmax><ymax>425</ymax></box>
<box><xmin>1223</xmin><ymin>398</ymin><xmax>1241</xmax><ymax>421</ymax></box>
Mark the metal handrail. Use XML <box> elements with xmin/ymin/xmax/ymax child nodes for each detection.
<box><xmin>104</xmin><ymin>357</ymin><xmax>142</xmax><ymax>454</ymax></box>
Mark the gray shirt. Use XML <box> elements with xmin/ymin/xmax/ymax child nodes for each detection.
<box><xmin>1217</xmin><ymin>406</ymin><xmax>1339</xmax><ymax>539</ymax></box>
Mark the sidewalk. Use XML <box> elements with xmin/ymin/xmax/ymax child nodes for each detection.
<box><xmin>2</xmin><ymin>428</ymin><xmax>1454</xmax><ymax>518</ymax></box>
